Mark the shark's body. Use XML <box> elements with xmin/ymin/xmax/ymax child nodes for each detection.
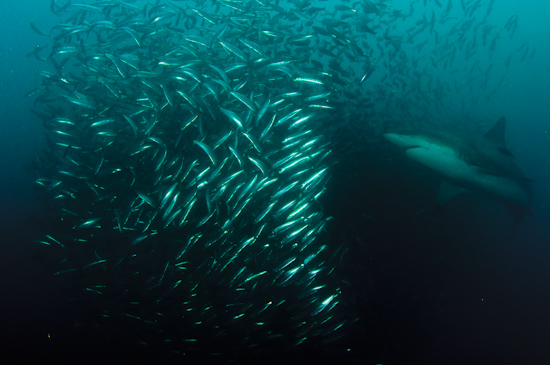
<box><xmin>384</xmin><ymin>118</ymin><xmax>532</xmax><ymax>215</ymax></box>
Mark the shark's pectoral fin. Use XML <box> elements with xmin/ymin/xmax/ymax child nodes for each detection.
<box><xmin>436</xmin><ymin>180</ymin><xmax>470</xmax><ymax>206</ymax></box>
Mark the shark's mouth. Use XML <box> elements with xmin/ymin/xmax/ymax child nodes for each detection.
<box><xmin>403</xmin><ymin>145</ymin><xmax>423</xmax><ymax>151</ymax></box>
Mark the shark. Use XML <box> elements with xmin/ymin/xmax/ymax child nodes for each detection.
<box><xmin>383</xmin><ymin>118</ymin><xmax>532</xmax><ymax>217</ymax></box>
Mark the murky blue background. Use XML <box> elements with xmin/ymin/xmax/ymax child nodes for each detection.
<box><xmin>0</xmin><ymin>1</ymin><xmax>549</xmax><ymax>363</ymax></box>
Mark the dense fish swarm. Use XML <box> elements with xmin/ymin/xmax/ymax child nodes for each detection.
<box><xmin>31</xmin><ymin>0</ymin><xmax>346</xmax><ymax>355</ymax></box>
<box><xmin>28</xmin><ymin>0</ymin><xmax>529</xmax><ymax>358</ymax></box>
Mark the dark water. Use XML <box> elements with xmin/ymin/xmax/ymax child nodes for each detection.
<box><xmin>1</xmin><ymin>0</ymin><xmax>549</xmax><ymax>364</ymax></box>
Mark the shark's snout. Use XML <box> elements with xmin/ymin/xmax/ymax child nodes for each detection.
<box><xmin>383</xmin><ymin>133</ymin><xmax>420</xmax><ymax>150</ymax></box>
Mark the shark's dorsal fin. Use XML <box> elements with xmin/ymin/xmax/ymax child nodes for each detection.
<box><xmin>484</xmin><ymin>117</ymin><xmax>507</xmax><ymax>146</ymax></box>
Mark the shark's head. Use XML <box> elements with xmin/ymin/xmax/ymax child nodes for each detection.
<box><xmin>383</xmin><ymin>132</ymin><xmax>429</xmax><ymax>150</ymax></box>
<box><xmin>384</xmin><ymin>131</ymin><xmax>469</xmax><ymax>182</ymax></box>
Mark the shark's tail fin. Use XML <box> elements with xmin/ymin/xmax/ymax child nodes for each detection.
<box><xmin>506</xmin><ymin>205</ymin><xmax>533</xmax><ymax>224</ymax></box>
